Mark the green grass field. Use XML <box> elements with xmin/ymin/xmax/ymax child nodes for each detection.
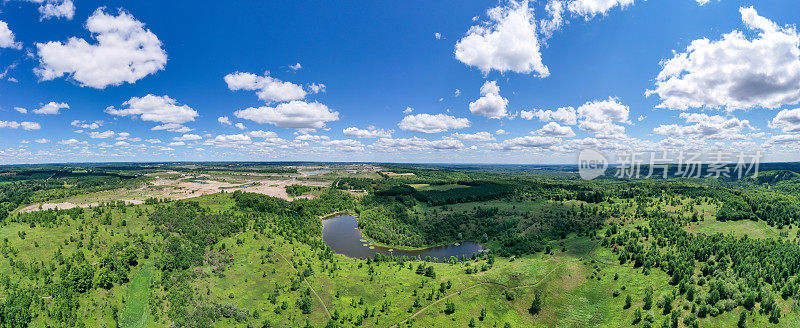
<box><xmin>119</xmin><ymin>262</ymin><xmax>155</xmax><ymax>328</ymax></box>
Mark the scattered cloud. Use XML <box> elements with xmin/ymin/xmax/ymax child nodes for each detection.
<box><xmin>224</xmin><ymin>71</ymin><xmax>308</xmax><ymax>103</ymax></box>
<box><xmin>398</xmin><ymin>113</ymin><xmax>470</xmax><ymax>133</ymax></box>
<box><xmin>491</xmin><ymin>135</ymin><xmax>562</xmax><ymax>151</ymax></box>
<box><xmin>34</xmin><ymin>8</ymin><xmax>167</xmax><ymax>89</ymax></box>
<box><xmin>767</xmin><ymin>134</ymin><xmax>800</xmax><ymax>145</ymax></box>
<box><xmin>370</xmin><ymin>136</ymin><xmax>464</xmax><ymax>152</ymax></box>
<box><xmin>452</xmin><ymin>131</ymin><xmax>495</xmax><ymax>142</ymax></box>
<box><xmin>308</xmin><ymin>83</ymin><xmax>326</xmax><ymax>94</ymax></box>
<box><xmin>248</xmin><ymin>130</ymin><xmax>279</xmax><ymax>138</ymax></box>
<box><xmin>0</xmin><ymin>21</ymin><xmax>22</xmax><ymax>49</ymax></box>
<box><xmin>319</xmin><ymin>139</ymin><xmax>364</xmax><ymax>152</ymax></box>
<box><xmin>35</xmin><ymin>0</ymin><xmax>75</xmax><ymax>20</ymax></box>
<box><xmin>151</xmin><ymin>123</ymin><xmax>193</xmax><ymax>133</ymax></box>
<box><xmin>289</xmin><ymin>62</ymin><xmax>303</xmax><ymax>71</ymax></box>
<box><xmin>106</xmin><ymin>95</ymin><xmax>198</xmax><ymax>125</ymax></box>
<box><xmin>520</xmin><ymin>106</ymin><xmax>577</xmax><ymax>125</ymax></box>
<box><xmin>539</xmin><ymin>0</ymin><xmax>565</xmax><ymax>39</ymax></box>
<box><xmin>469</xmin><ymin>81</ymin><xmax>509</xmax><ymax>119</ymax></box>
<box><xmin>14</xmin><ymin>107</ymin><xmax>27</xmax><ymax>114</ymax></box>
<box><xmin>234</xmin><ymin>100</ymin><xmax>339</xmax><ymax>129</ymax></box>
<box><xmin>0</xmin><ymin>121</ymin><xmax>40</xmax><ymax>130</ymax></box>
<box><xmin>434</xmin><ymin>32</ymin><xmax>442</xmax><ymax>40</ymax></box>
<box><xmin>654</xmin><ymin>113</ymin><xmax>753</xmax><ymax>140</ymax></box>
<box><xmin>769</xmin><ymin>108</ymin><xmax>800</xmax><ymax>133</ymax></box>
<box><xmin>576</xmin><ymin>97</ymin><xmax>630</xmax><ymax>139</ymax></box>
<box><xmin>87</xmin><ymin>131</ymin><xmax>113</xmax><ymax>139</ymax></box>
<box><xmin>207</xmin><ymin>134</ymin><xmax>253</xmax><ymax>146</ymax></box>
<box><xmin>454</xmin><ymin>0</ymin><xmax>548</xmax><ymax>76</ymax></box>
<box><xmin>647</xmin><ymin>7</ymin><xmax>800</xmax><ymax>111</ymax></box>
<box><xmin>173</xmin><ymin>134</ymin><xmax>202</xmax><ymax>141</ymax></box>
<box><xmin>534</xmin><ymin>122</ymin><xmax>576</xmax><ymax>137</ymax></box>
<box><xmin>576</xmin><ymin>97</ymin><xmax>630</xmax><ymax>124</ymax></box>
<box><xmin>430</xmin><ymin>138</ymin><xmax>464</xmax><ymax>150</ymax></box>
<box><xmin>235</xmin><ymin>122</ymin><xmax>247</xmax><ymax>130</ymax></box>
<box><xmin>403</xmin><ymin>107</ymin><xmax>414</xmax><ymax>114</ymax></box>
<box><xmin>33</xmin><ymin>102</ymin><xmax>69</xmax><ymax>115</ymax></box>
<box><xmin>218</xmin><ymin>116</ymin><xmax>232</xmax><ymax>125</ymax></box>
<box><xmin>343</xmin><ymin>126</ymin><xmax>393</xmax><ymax>138</ymax></box>
<box><xmin>70</xmin><ymin>120</ymin><xmax>102</xmax><ymax>130</ymax></box>
<box><xmin>58</xmin><ymin>138</ymin><xmax>86</xmax><ymax>145</ymax></box>
<box><xmin>566</xmin><ymin>0</ymin><xmax>634</xmax><ymax>20</ymax></box>
<box><xmin>295</xmin><ymin>134</ymin><xmax>330</xmax><ymax>142</ymax></box>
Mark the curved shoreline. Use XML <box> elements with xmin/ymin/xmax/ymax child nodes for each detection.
<box><xmin>320</xmin><ymin>213</ymin><xmax>485</xmax><ymax>255</ymax></box>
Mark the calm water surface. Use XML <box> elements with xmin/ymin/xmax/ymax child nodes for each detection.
<box><xmin>322</xmin><ymin>215</ymin><xmax>484</xmax><ymax>260</ymax></box>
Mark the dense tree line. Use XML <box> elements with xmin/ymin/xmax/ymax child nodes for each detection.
<box><xmin>607</xmin><ymin>208</ymin><xmax>800</xmax><ymax>323</ymax></box>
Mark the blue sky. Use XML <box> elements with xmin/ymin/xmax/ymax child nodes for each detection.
<box><xmin>1</xmin><ymin>0</ymin><xmax>800</xmax><ymax>164</ymax></box>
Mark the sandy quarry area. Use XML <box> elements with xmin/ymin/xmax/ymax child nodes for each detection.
<box><xmin>18</xmin><ymin>173</ymin><xmax>331</xmax><ymax>213</ymax></box>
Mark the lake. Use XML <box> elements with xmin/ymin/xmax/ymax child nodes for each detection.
<box><xmin>322</xmin><ymin>215</ymin><xmax>484</xmax><ymax>260</ymax></box>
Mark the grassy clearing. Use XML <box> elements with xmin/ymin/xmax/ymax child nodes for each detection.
<box><xmin>686</xmin><ymin>217</ymin><xmax>795</xmax><ymax>240</ymax></box>
<box><xmin>119</xmin><ymin>262</ymin><xmax>155</xmax><ymax>328</ymax></box>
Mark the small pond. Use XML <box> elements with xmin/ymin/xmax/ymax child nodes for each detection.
<box><xmin>322</xmin><ymin>215</ymin><xmax>484</xmax><ymax>260</ymax></box>
<box><xmin>304</xmin><ymin>170</ymin><xmax>332</xmax><ymax>176</ymax></box>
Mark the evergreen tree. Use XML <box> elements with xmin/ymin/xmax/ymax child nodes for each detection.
<box><xmin>529</xmin><ymin>292</ymin><xmax>542</xmax><ymax>315</ymax></box>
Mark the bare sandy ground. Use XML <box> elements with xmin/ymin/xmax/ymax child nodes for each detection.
<box><xmin>19</xmin><ymin>202</ymin><xmax>97</xmax><ymax>213</ymax></box>
<box><xmin>19</xmin><ymin>176</ymin><xmax>330</xmax><ymax>213</ymax></box>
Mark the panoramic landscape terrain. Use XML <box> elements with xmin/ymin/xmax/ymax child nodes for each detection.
<box><xmin>3</xmin><ymin>162</ymin><xmax>800</xmax><ymax>327</ymax></box>
<box><xmin>3</xmin><ymin>0</ymin><xmax>800</xmax><ymax>327</ymax></box>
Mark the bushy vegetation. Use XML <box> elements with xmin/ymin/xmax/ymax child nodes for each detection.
<box><xmin>286</xmin><ymin>184</ymin><xmax>321</xmax><ymax>197</ymax></box>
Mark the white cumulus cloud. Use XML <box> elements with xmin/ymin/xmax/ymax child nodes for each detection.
<box><xmin>769</xmin><ymin>108</ymin><xmax>800</xmax><ymax>133</ymax></box>
<box><xmin>343</xmin><ymin>127</ymin><xmax>393</xmax><ymax>138</ymax></box>
<box><xmin>151</xmin><ymin>123</ymin><xmax>193</xmax><ymax>133</ymax></box>
<box><xmin>491</xmin><ymin>135</ymin><xmax>562</xmax><ymax>151</ymax></box>
<box><xmin>534</xmin><ymin>122</ymin><xmax>576</xmax><ymax>137</ymax></box>
<box><xmin>234</xmin><ymin>100</ymin><xmax>339</xmax><ymax>129</ymax></box>
<box><xmin>469</xmin><ymin>81</ymin><xmax>509</xmax><ymax>119</ymax></box>
<box><xmin>654</xmin><ymin>113</ymin><xmax>753</xmax><ymax>140</ymax></box>
<box><xmin>451</xmin><ymin>131</ymin><xmax>495</xmax><ymax>142</ymax></box>
<box><xmin>173</xmin><ymin>134</ymin><xmax>202</xmax><ymax>141</ymax></box>
<box><xmin>0</xmin><ymin>21</ymin><xmax>22</xmax><ymax>49</ymax></box>
<box><xmin>0</xmin><ymin>121</ymin><xmax>40</xmax><ymax>130</ymax></box>
<box><xmin>520</xmin><ymin>106</ymin><xmax>577</xmax><ymax>125</ymax></box>
<box><xmin>576</xmin><ymin>97</ymin><xmax>630</xmax><ymax>139</ymax></box>
<box><xmin>70</xmin><ymin>120</ymin><xmax>102</xmax><ymax>129</ymax></box>
<box><xmin>36</xmin><ymin>0</ymin><xmax>75</xmax><ymax>20</ymax></box>
<box><xmin>398</xmin><ymin>113</ymin><xmax>470</xmax><ymax>133</ymax></box>
<box><xmin>224</xmin><ymin>71</ymin><xmax>309</xmax><ymax>103</ymax></box>
<box><xmin>106</xmin><ymin>95</ymin><xmax>198</xmax><ymax>125</ymax></box>
<box><xmin>454</xmin><ymin>0</ymin><xmax>548</xmax><ymax>77</ymax></box>
<box><xmin>33</xmin><ymin>102</ymin><xmax>69</xmax><ymax>115</ymax></box>
<box><xmin>567</xmin><ymin>0</ymin><xmax>634</xmax><ymax>20</ymax></box>
<box><xmin>248</xmin><ymin>130</ymin><xmax>279</xmax><ymax>138</ymax></box>
<box><xmin>647</xmin><ymin>7</ymin><xmax>800</xmax><ymax>111</ymax></box>
<box><xmin>34</xmin><ymin>8</ymin><xmax>167</xmax><ymax>89</ymax></box>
